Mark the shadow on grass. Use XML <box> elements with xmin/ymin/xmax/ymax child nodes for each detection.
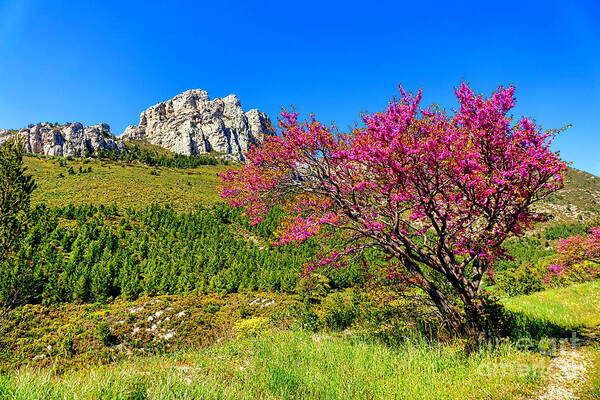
<box><xmin>504</xmin><ymin>309</ymin><xmax>578</xmax><ymax>341</ymax></box>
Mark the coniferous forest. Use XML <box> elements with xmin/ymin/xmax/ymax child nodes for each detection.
<box><xmin>1</xmin><ymin>203</ymin><xmax>365</xmax><ymax>307</ymax></box>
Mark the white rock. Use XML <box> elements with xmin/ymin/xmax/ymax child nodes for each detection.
<box><xmin>121</xmin><ymin>89</ymin><xmax>273</xmax><ymax>160</ymax></box>
<box><xmin>1</xmin><ymin>122</ymin><xmax>124</xmax><ymax>156</ymax></box>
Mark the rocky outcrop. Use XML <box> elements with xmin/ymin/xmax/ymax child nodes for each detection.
<box><xmin>121</xmin><ymin>89</ymin><xmax>273</xmax><ymax>160</ymax></box>
<box><xmin>0</xmin><ymin>122</ymin><xmax>124</xmax><ymax>157</ymax></box>
<box><xmin>1</xmin><ymin>90</ymin><xmax>273</xmax><ymax>161</ymax></box>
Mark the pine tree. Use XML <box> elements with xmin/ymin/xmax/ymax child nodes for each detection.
<box><xmin>0</xmin><ymin>140</ymin><xmax>36</xmax><ymax>307</ymax></box>
<box><xmin>0</xmin><ymin>140</ymin><xmax>36</xmax><ymax>260</ymax></box>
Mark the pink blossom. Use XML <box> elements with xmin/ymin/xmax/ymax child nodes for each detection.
<box><xmin>219</xmin><ymin>83</ymin><xmax>567</xmax><ymax>324</ymax></box>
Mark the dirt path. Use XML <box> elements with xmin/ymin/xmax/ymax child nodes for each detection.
<box><xmin>537</xmin><ymin>328</ymin><xmax>599</xmax><ymax>400</ymax></box>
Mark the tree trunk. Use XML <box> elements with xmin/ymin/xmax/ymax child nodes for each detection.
<box><xmin>403</xmin><ymin>261</ymin><xmax>465</xmax><ymax>334</ymax></box>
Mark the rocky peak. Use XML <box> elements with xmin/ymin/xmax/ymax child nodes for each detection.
<box><xmin>122</xmin><ymin>90</ymin><xmax>273</xmax><ymax>160</ymax></box>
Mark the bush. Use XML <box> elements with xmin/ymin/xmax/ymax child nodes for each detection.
<box><xmin>496</xmin><ymin>263</ymin><xmax>546</xmax><ymax>296</ymax></box>
<box><xmin>95</xmin><ymin>322</ymin><xmax>118</xmax><ymax>346</ymax></box>
<box><xmin>234</xmin><ymin>317</ymin><xmax>269</xmax><ymax>338</ymax></box>
<box><xmin>544</xmin><ymin>223</ymin><xmax>586</xmax><ymax>240</ymax></box>
<box><xmin>295</xmin><ymin>274</ymin><xmax>331</xmax><ymax>303</ymax></box>
<box><xmin>319</xmin><ymin>292</ymin><xmax>358</xmax><ymax>330</ymax></box>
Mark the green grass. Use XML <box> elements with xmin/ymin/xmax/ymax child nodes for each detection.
<box><xmin>504</xmin><ymin>280</ymin><xmax>600</xmax><ymax>331</ymax></box>
<box><xmin>0</xmin><ymin>329</ymin><xmax>547</xmax><ymax>400</ymax></box>
<box><xmin>24</xmin><ymin>156</ymin><xmax>227</xmax><ymax>211</ymax></box>
<box><xmin>123</xmin><ymin>139</ymin><xmax>178</xmax><ymax>156</ymax></box>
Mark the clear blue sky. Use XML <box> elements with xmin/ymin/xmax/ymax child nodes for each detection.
<box><xmin>1</xmin><ymin>1</ymin><xmax>598</xmax><ymax>173</ymax></box>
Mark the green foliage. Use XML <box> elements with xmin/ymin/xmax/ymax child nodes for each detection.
<box><xmin>495</xmin><ymin>263</ymin><xmax>547</xmax><ymax>296</ymax></box>
<box><xmin>234</xmin><ymin>316</ymin><xmax>269</xmax><ymax>338</ymax></box>
<box><xmin>496</xmin><ymin>237</ymin><xmax>554</xmax><ymax>271</ymax></box>
<box><xmin>294</xmin><ymin>274</ymin><xmax>331</xmax><ymax>303</ymax></box>
<box><xmin>0</xmin><ymin>141</ymin><xmax>36</xmax><ymax>308</ymax></box>
<box><xmin>95</xmin><ymin>143</ymin><xmax>224</xmax><ymax>168</ymax></box>
<box><xmin>95</xmin><ymin>321</ymin><xmax>118</xmax><ymax>346</ymax></box>
<box><xmin>0</xmin><ymin>140</ymin><xmax>36</xmax><ymax>260</ymax></box>
<box><xmin>291</xmin><ymin>305</ymin><xmax>321</xmax><ymax>331</ymax></box>
<box><xmin>0</xmin><ymin>203</ymin><xmax>363</xmax><ymax>307</ymax></box>
<box><xmin>544</xmin><ymin>222</ymin><xmax>586</xmax><ymax>240</ymax></box>
<box><xmin>319</xmin><ymin>292</ymin><xmax>359</xmax><ymax>331</ymax></box>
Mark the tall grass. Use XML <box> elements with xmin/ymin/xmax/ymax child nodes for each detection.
<box><xmin>0</xmin><ymin>329</ymin><xmax>546</xmax><ymax>400</ymax></box>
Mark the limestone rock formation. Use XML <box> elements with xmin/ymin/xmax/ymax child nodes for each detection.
<box><xmin>0</xmin><ymin>122</ymin><xmax>124</xmax><ymax>157</ymax></box>
<box><xmin>121</xmin><ymin>89</ymin><xmax>273</xmax><ymax>160</ymax></box>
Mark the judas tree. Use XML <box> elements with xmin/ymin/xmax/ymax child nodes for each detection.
<box><xmin>546</xmin><ymin>228</ymin><xmax>600</xmax><ymax>284</ymax></box>
<box><xmin>220</xmin><ymin>83</ymin><xmax>566</xmax><ymax>333</ymax></box>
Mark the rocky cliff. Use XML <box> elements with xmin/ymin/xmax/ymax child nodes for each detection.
<box><xmin>121</xmin><ymin>90</ymin><xmax>273</xmax><ymax>160</ymax></box>
<box><xmin>0</xmin><ymin>122</ymin><xmax>124</xmax><ymax>157</ymax></box>
<box><xmin>1</xmin><ymin>90</ymin><xmax>273</xmax><ymax>161</ymax></box>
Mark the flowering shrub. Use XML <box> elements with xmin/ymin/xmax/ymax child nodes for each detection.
<box><xmin>545</xmin><ymin>227</ymin><xmax>600</xmax><ymax>285</ymax></box>
<box><xmin>234</xmin><ymin>316</ymin><xmax>269</xmax><ymax>338</ymax></box>
<box><xmin>220</xmin><ymin>82</ymin><xmax>567</xmax><ymax>333</ymax></box>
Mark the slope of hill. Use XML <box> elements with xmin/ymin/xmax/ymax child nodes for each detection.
<box><xmin>539</xmin><ymin>167</ymin><xmax>600</xmax><ymax>224</ymax></box>
<box><xmin>24</xmin><ymin>155</ymin><xmax>226</xmax><ymax>211</ymax></box>
<box><xmin>24</xmin><ymin>155</ymin><xmax>600</xmax><ymax>223</ymax></box>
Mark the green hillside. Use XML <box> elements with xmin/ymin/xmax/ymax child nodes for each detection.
<box><xmin>24</xmin><ymin>155</ymin><xmax>600</xmax><ymax>222</ymax></box>
<box><xmin>24</xmin><ymin>155</ymin><xmax>226</xmax><ymax>211</ymax></box>
<box><xmin>539</xmin><ymin>167</ymin><xmax>600</xmax><ymax>224</ymax></box>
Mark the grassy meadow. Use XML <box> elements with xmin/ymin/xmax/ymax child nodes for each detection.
<box><xmin>0</xmin><ymin>330</ymin><xmax>548</xmax><ymax>400</ymax></box>
<box><xmin>504</xmin><ymin>280</ymin><xmax>600</xmax><ymax>330</ymax></box>
<box><xmin>2</xmin><ymin>280</ymin><xmax>600</xmax><ymax>399</ymax></box>
<box><xmin>24</xmin><ymin>156</ymin><xmax>227</xmax><ymax>211</ymax></box>
<box><xmin>579</xmin><ymin>346</ymin><xmax>600</xmax><ymax>400</ymax></box>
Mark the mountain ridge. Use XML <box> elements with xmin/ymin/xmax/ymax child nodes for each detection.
<box><xmin>0</xmin><ymin>90</ymin><xmax>273</xmax><ymax>161</ymax></box>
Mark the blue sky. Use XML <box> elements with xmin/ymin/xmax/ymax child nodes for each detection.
<box><xmin>1</xmin><ymin>1</ymin><xmax>599</xmax><ymax>173</ymax></box>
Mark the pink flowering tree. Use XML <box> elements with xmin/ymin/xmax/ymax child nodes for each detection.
<box><xmin>546</xmin><ymin>228</ymin><xmax>600</xmax><ymax>284</ymax></box>
<box><xmin>220</xmin><ymin>83</ymin><xmax>567</xmax><ymax>333</ymax></box>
